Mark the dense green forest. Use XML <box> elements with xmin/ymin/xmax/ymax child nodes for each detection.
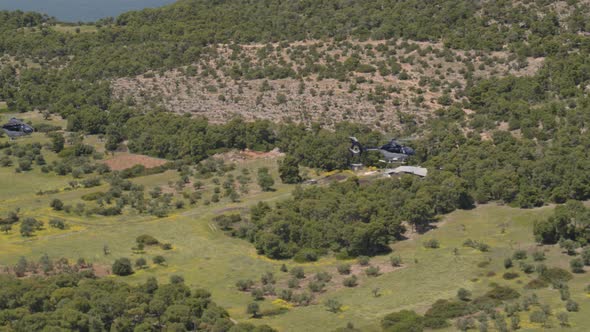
<box><xmin>226</xmin><ymin>173</ymin><xmax>471</xmax><ymax>259</ymax></box>
<box><xmin>0</xmin><ymin>272</ymin><xmax>276</xmax><ymax>331</ymax></box>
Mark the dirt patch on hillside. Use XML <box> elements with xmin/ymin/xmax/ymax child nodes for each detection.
<box><xmin>215</xmin><ymin>148</ymin><xmax>285</xmax><ymax>163</ymax></box>
<box><xmin>103</xmin><ymin>153</ymin><xmax>168</xmax><ymax>171</ymax></box>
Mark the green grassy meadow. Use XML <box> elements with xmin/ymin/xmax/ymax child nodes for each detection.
<box><xmin>0</xmin><ymin>112</ymin><xmax>588</xmax><ymax>331</ymax></box>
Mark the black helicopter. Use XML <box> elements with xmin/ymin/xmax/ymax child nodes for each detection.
<box><xmin>2</xmin><ymin>118</ymin><xmax>34</xmax><ymax>139</ymax></box>
<box><xmin>349</xmin><ymin>136</ymin><xmax>415</xmax><ymax>163</ymax></box>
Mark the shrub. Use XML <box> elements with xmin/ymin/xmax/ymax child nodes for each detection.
<box><xmin>261</xmin><ymin>272</ymin><xmax>275</xmax><ymax>285</ymax></box>
<box><xmin>308</xmin><ymin>281</ymin><xmax>325</xmax><ymax>293</ymax></box>
<box><xmin>382</xmin><ymin>310</ymin><xmax>424</xmax><ymax>332</ymax></box>
<box><xmin>423</xmin><ymin>239</ymin><xmax>440</xmax><ymax>249</ymax></box>
<box><xmin>457</xmin><ymin>288</ymin><xmax>472</xmax><ymax>301</ymax></box>
<box><xmin>529</xmin><ymin>310</ymin><xmax>547</xmax><ymax>324</ymax></box>
<box><xmin>485</xmin><ymin>286</ymin><xmax>520</xmax><ymax>301</ymax></box>
<box><xmin>566</xmin><ymin>300</ymin><xmax>579</xmax><ymax>312</ymax></box>
<box><xmin>540</xmin><ymin>267</ymin><xmax>573</xmax><ymax>285</ymax></box>
<box><xmin>520</xmin><ymin>262</ymin><xmax>535</xmax><ymax>274</ymax></box>
<box><xmin>365</xmin><ymin>266</ymin><xmax>380</xmax><ymax>277</ymax></box>
<box><xmin>325</xmin><ymin>298</ymin><xmax>342</xmax><ymax>313</ymax></box>
<box><xmin>293</xmin><ymin>249</ymin><xmax>318</xmax><ymax>262</ymax></box>
<box><xmin>570</xmin><ymin>258</ymin><xmax>584</xmax><ymax>273</ymax></box>
<box><xmin>504</xmin><ymin>258</ymin><xmax>513</xmax><ymax>269</ymax></box>
<box><xmin>524</xmin><ymin>279</ymin><xmax>548</xmax><ymax>289</ymax></box>
<box><xmin>251</xmin><ymin>288</ymin><xmax>264</xmax><ymax>300</ymax></box>
<box><xmin>287</xmin><ymin>277</ymin><xmax>299</xmax><ymax>289</ymax></box>
<box><xmin>390</xmin><ymin>256</ymin><xmax>402</xmax><ymax>267</ymax></box>
<box><xmin>49</xmin><ymin>199</ymin><xmax>64</xmax><ymax>211</ymax></box>
<box><xmin>247</xmin><ymin>302</ymin><xmax>260</xmax><ymax>317</ymax></box>
<box><xmin>532</xmin><ymin>251</ymin><xmax>545</xmax><ymax>261</ymax></box>
<box><xmin>160</xmin><ymin>243</ymin><xmax>173</xmax><ymax>250</ymax></box>
<box><xmin>582</xmin><ymin>247</ymin><xmax>590</xmax><ymax>265</ymax></box>
<box><xmin>337</xmin><ymin>263</ymin><xmax>351</xmax><ymax>275</ymax></box>
<box><xmin>278</xmin><ymin>289</ymin><xmax>293</xmax><ymax>301</ymax></box>
<box><xmin>84</xmin><ymin>192</ymin><xmax>106</xmax><ymax>202</ymax></box>
<box><xmin>112</xmin><ymin>258</ymin><xmax>133</xmax><ymax>276</ymax></box>
<box><xmin>136</xmin><ymin>234</ymin><xmax>160</xmax><ymax>245</ymax></box>
<box><xmin>48</xmin><ymin>218</ymin><xmax>66</xmax><ymax>230</ymax></box>
<box><xmin>502</xmin><ymin>272</ymin><xmax>519</xmax><ymax>280</ymax></box>
<box><xmin>290</xmin><ymin>267</ymin><xmax>305</xmax><ymax>279</ymax></box>
<box><xmin>236</xmin><ymin>279</ymin><xmax>254</xmax><ymax>291</ymax></box>
<box><xmin>423</xmin><ymin>316</ymin><xmax>450</xmax><ymax>329</ymax></box>
<box><xmin>152</xmin><ymin>255</ymin><xmax>166</xmax><ymax>265</ymax></box>
<box><xmin>343</xmin><ymin>275</ymin><xmax>358</xmax><ymax>287</ymax></box>
<box><xmin>315</xmin><ymin>271</ymin><xmax>332</xmax><ymax>283</ymax></box>
<box><xmin>425</xmin><ymin>299</ymin><xmax>472</xmax><ymax>319</ymax></box>
<box><xmin>170</xmin><ymin>275</ymin><xmax>184</xmax><ymax>284</ymax></box>
<box><xmin>357</xmin><ymin>256</ymin><xmax>370</xmax><ymax>266</ymax></box>
<box><xmin>513</xmin><ymin>250</ymin><xmax>527</xmax><ymax>260</ymax></box>
<box><xmin>135</xmin><ymin>257</ymin><xmax>147</xmax><ymax>269</ymax></box>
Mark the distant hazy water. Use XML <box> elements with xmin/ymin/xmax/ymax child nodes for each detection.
<box><xmin>0</xmin><ymin>0</ymin><xmax>177</xmax><ymax>22</ymax></box>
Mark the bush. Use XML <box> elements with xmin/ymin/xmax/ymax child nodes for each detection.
<box><xmin>457</xmin><ymin>288</ymin><xmax>472</xmax><ymax>301</ymax></box>
<box><xmin>251</xmin><ymin>288</ymin><xmax>264</xmax><ymax>300</ymax></box>
<box><xmin>287</xmin><ymin>277</ymin><xmax>299</xmax><ymax>289</ymax></box>
<box><xmin>524</xmin><ymin>279</ymin><xmax>548</xmax><ymax>289</ymax></box>
<box><xmin>423</xmin><ymin>239</ymin><xmax>440</xmax><ymax>249</ymax></box>
<box><xmin>81</xmin><ymin>192</ymin><xmax>104</xmax><ymax>201</ymax></box>
<box><xmin>583</xmin><ymin>248</ymin><xmax>590</xmax><ymax>265</ymax></box>
<box><xmin>425</xmin><ymin>299</ymin><xmax>472</xmax><ymax>319</ymax></box>
<box><xmin>136</xmin><ymin>234</ymin><xmax>160</xmax><ymax>245</ymax></box>
<box><xmin>325</xmin><ymin>298</ymin><xmax>342</xmax><ymax>313</ymax></box>
<box><xmin>337</xmin><ymin>263</ymin><xmax>351</xmax><ymax>275</ymax></box>
<box><xmin>540</xmin><ymin>267</ymin><xmax>573</xmax><ymax>285</ymax></box>
<box><xmin>112</xmin><ymin>258</ymin><xmax>133</xmax><ymax>276</ymax></box>
<box><xmin>152</xmin><ymin>255</ymin><xmax>166</xmax><ymax>265</ymax></box>
<box><xmin>48</xmin><ymin>218</ymin><xmax>66</xmax><ymax>230</ymax></box>
<box><xmin>365</xmin><ymin>266</ymin><xmax>380</xmax><ymax>277</ymax></box>
<box><xmin>520</xmin><ymin>262</ymin><xmax>535</xmax><ymax>274</ymax></box>
<box><xmin>382</xmin><ymin>310</ymin><xmax>424</xmax><ymax>332</ymax></box>
<box><xmin>485</xmin><ymin>286</ymin><xmax>520</xmax><ymax>301</ymax></box>
<box><xmin>529</xmin><ymin>310</ymin><xmax>547</xmax><ymax>324</ymax></box>
<box><xmin>532</xmin><ymin>251</ymin><xmax>545</xmax><ymax>261</ymax></box>
<box><xmin>293</xmin><ymin>249</ymin><xmax>318</xmax><ymax>262</ymax></box>
<box><xmin>357</xmin><ymin>256</ymin><xmax>370</xmax><ymax>266</ymax></box>
<box><xmin>570</xmin><ymin>258</ymin><xmax>585</xmax><ymax>273</ymax></box>
<box><xmin>308</xmin><ymin>281</ymin><xmax>325</xmax><ymax>293</ymax></box>
<box><xmin>423</xmin><ymin>316</ymin><xmax>450</xmax><ymax>329</ymax></box>
<box><xmin>236</xmin><ymin>279</ymin><xmax>254</xmax><ymax>291</ymax></box>
<box><xmin>290</xmin><ymin>267</ymin><xmax>305</xmax><ymax>279</ymax></box>
<box><xmin>513</xmin><ymin>250</ymin><xmax>527</xmax><ymax>260</ymax></box>
<box><xmin>502</xmin><ymin>272</ymin><xmax>519</xmax><ymax>280</ymax></box>
<box><xmin>566</xmin><ymin>300</ymin><xmax>579</xmax><ymax>312</ymax></box>
<box><xmin>261</xmin><ymin>272</ymin><xmax>275</xmax><ymax>285</ymax></box>
<box><xmin>50</xmin><ymin>198</ymin><xmax>64</xmax><ymax>211</ymax></box>
<box><xmin>504</xmin><ymin>258</ymin><xmax>513</xmax><ymax>269</ymax></box>
<box><xmin>343</xmin><ymin>275</ymin><xmax>358</xmax><ymax>287</ymax></box>
<box><xmin>315</xmin><ymin>271</ymin><xmax>332</xmax><ymax>283</ymax></box>
<box><xmin>135</xmin><ymin>257</ymin><xmax>147</xmax><ymax>269</ymax></box>
<box><xmin>390</xmin><ymin>256</ymin><xmax>402</xmax><ymax>267</ymax></box>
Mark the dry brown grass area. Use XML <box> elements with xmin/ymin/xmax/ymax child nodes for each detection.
<box><xmin>102</xmin><ymin>153</ymin><xmax>167</xmax><ymax>171</ymax></box>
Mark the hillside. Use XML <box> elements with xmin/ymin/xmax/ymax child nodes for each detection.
<box><xmin>113</xmin><ymin>40</ymin><xmax>543</xmax><ymax>130</ymax></box>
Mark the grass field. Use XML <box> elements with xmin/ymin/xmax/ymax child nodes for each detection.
<box><xmin>52</xmin><ymin>25</ymin><xmax>99</xmax><ymax>34</ymax></box>
<box><xmin>0</xmin><ymin>112</ymin><xmax>588</xmax><ymax>331</ymax></box>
